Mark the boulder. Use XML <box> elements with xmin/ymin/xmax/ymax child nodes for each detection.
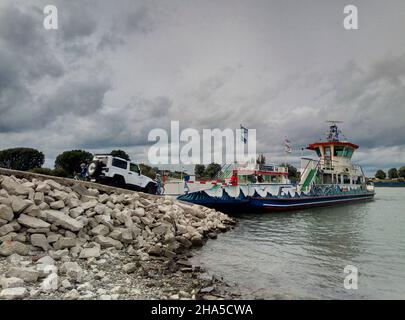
<box><xmin>69</xmin><ymin>206</ymin><xmax>84</xmax><ymax>218</ymax></box>
<box><xmin>54</xmin><ymin>237</ymin><xmax>77</xmax><ymax>249</ymax></box>
<box><xmin>0</xmin><ymin>287</ymin><xmax>27</xmax><ymax>299</ymax></box>
<box><xmin>81</xmin><ymin>200</ymin><xmax>98</xmax><ymax>210</ymax></box>
<box><xmin>0</xmin><ymin>277</ymin><xmax>24</xmax><ymax>289</ymax></box>
<box><xmin>90</xmin><ymin>224</ymin><xmax>110</xmax><ymax>236</ymax></box>
<box><xmin>0</xmin><ymin>218</ymin><xmax>7</xmax><ymax>227</ymax></box>
<box><xmin>0</xmin><ymin>241</ymin><xmax>30</xmax><ymax>256</ymax></box>
<box><xmin>17</xmin><ymin>214</ymin><xmax>50</xmax><ymax>229</ymax></box>
<box><xmin>122</xmin><ymin>263</ymin><xmax>137</xmax><ymax>273</ymax></box>
<box><xmin>191</xmin><ymin>234</ymin><xmax>204</xmax><ymax>247</ymax></box>
<box><xmin>61</xmin><ymin>262</ymin><xmax>83</xmax><ymax>282</ymax></box>
<box><xmin>43</xmin><ymin>210</ymin><xmax>83</xmax><ymax>232</ymax></box>
<box><xmin>6</xmin><ymin>267</ymin><xmax>40</xmax><ymax>282</ymax></box>
<box><xmin>37</xmin><ymin>256</ymin><xmax>55</xmax><ymax>265</ymax></box>
<box><xmin>23</xmin><ymin>205</ymin><xmax>41</xmax><ymax>217</ymax></box>
<box><xmin>36</xmin><ymin>264</ymin><xmax>58</xmax><ymax>278</ymax></box>
<box><xmin>33</xmin><ymin>192</ymin><xmax>44</xmax><ymax>205</ymax></box>
<box><xmin>50</xmin><ymin>200</ymin><xmax>65</xmax><ymax>210</ymax></box>
<box><xmin>70</xmin><ymin>184</ymin><xmax>90</xmax><ymax>196</ymax></box>
<box><xmin>0</xmin><ymin>204</ymin><xmax>13</xmax><ymax>221</ymax></box>
<box><xmin>66</xmin><ymin>197</ymin><xmax>80</xmax><ymax>208</ymax></box>
<box><xmin>30</xmin><ymin>234</ymin><xmax>49</xmax><ymax>251</ymax></box>
<box><xmin>94</xmin><ymin>236</ymin><xmax>123</xmax><ymax>249</ymax></box>
<box><xmin>79</xmin><ymin>246</ymin><xmax>100</xmax><ymax>259</ymax></box>
<box><xmin>36</xmin><ymin>183</ymin><xmax>51</xmax><ymax>193</ymax></box>
<box><xmin>120</xmin><ymin>229</ymin><xmax>133</xmax><ymax>243</ymax></box>
<box><xmin>44</xmin><ymin>179</ymin><xmax>63</xmax><ymax>191</ymax></box>
<box><xmin>40</xmin><ymin>273</ymin><xmax>59</xmax><ymax>292</ymax></box>
<box><xmin>11</xmin><ymin>197</ymin><xmax>32</xmax><ymax>214</ymax></box>
<box><xmin>1</xmin><ymin>177</ymin><xmax>29</xmax><ymax>196</ymax></box>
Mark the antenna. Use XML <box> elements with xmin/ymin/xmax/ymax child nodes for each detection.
<box><xmin>325</xmin><ymin>120</ymin><xmax>343</xmax><ymax>142</ymax></box>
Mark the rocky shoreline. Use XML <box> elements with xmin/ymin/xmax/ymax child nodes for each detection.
<box><xmin>0</xmin><ymin>174</ymin><xmax>238</xmax><ymax>300</ymax></box>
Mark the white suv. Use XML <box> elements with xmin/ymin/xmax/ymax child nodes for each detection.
<box><xmin>87</xmin><ymin>154</ymin><xmax>157</xmax><ymax>194</ymax></box>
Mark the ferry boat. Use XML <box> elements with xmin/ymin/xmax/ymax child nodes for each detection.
<box><xmin>177</xmin><ymin>122</ymin><xmax>375</xmax><ymax>213</ymax></box>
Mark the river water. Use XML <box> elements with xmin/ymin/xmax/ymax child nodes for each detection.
<box><xmin>190</xmin><ymin>188</ymin><xmax>405</xmax><ymax>299</ymax></box>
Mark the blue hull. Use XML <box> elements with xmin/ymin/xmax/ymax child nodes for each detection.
<box><xmin>249</xmin><ymin>192</ymin><xmax>375</xmax><ymax>211</ymax></box>
<box><xmin>177</xmin><ymin>188</ymin><xmax>375</xmax><ymax>213</ymax></box>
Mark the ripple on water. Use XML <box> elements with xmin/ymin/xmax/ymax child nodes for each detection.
<box><xmin>191</xmin><ymin>188</ymin><xmax>405</xmax><ymax>299</ymax></box>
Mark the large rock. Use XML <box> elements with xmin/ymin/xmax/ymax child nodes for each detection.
<box><xmin>30</xmin><ymin>234</ymin><xmax>49</xmax><ymax>251</ymax></box>
<box><xmin>0</xmin><ymin>204</ymin><xmax>13</xmax><ymax>221</ymax></box>
<box><xmin>90</xmin><ymin>224</ymin><xmax>110</xmax><ymax>236</ymax></box>
<box><xmin>0</xmin><ymin>277</ymin><xmax>24</xmax><ymax>289</ymax></box>
<box><xmin>41</xmin><ymin>273</ymin><xmax>59</xmax><ymax>292</ymax></box>
<box><xmin>1</xmin><ymin>177</ymin><xmax>29</xmax><ymax>196</ymax></box>
<box><xmin>69</xmin><ymin>207</ymin><xmax>84</xmax><ymax>218</ymax></box>
<box><xmin>33</xmin><ymin>192</ymin><xmax>44</xmax><ymax>205</ymax></box>
<box><xmin>79</xmin><ymin>245</ymin><xmax>100</xmax><ymax>259</ymax></box>
<box><xmin>61</xmin><ymin>262</ymin><xmax>83</xmax><ymax>282</ymax></box>
<box><xmin>54</xmin><ymin>237</ymin><xmax>77</xmax><ymax>249</ymax></box>
<box><xmin>43</xmin><ymin>210</ymin><xmax>83</xmax><ymax>232</ymax></box>
<box><xmin>81</xmin><ymin>200</ymin><xmax>98</xmax><ymax>210</ymax></box>
<box><xmin>66</xmin><ymin>197</ymin><xmax>80</xmax><ymax>208</ymax></box>
<box><xmin>17</xmin><ymin>214</ymin><xmax>50</xmax><ymax>229</ymax></box>
<box><xmin>71</xmin><ymin>184</ymin><xmax>92</xmax><ymax>197</ymax></box>
<box><xmin>44</xmin><ymin>179</ymin><xmax>63</xmax><ymax>191</ymax></box>
<box><xmin>0</xmin><ymin>287</ymin><xmax>27</xmax><ymax>300</ymax></box>
<box><xmin>0</xmin><ymin>241</ymin><xmax>30</xmax><ymax>256</ymax></box>
<box><xmin>94</xmin><ymin>236</ymin><xmax>123</xmax><ymax>249</ymax></box>
<box><xmin>6</xmin><ymin>267</ymin><xmax>40</xmax><ymax>282</ymax></box>
<box><xmin>11</xmin><ymin>197</ymin><xmax>32</xmax><ymax>214</ymax></box>
<box><xmin>36</xmin><ymin>183</ymin><xmax>50</xmax><ymax>193</ymax></box>
<box><xmin>37</xmin><ymin>256</ymin><xmax>55</xmax><ymax>265</ymax></box>
<box><xmin>50</xmin><ymin>200</ymin><xmax>65</xmax><ymax>210</ymax></box>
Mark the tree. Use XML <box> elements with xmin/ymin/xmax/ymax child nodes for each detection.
<box><xmin>398</xmin><ymin>166</ymin><xmax>405</xmax><ymax>179</ymax></box>
<box><xmin>375</xmin><ymin>170</ymin><xmax>386</xmax><ymax>180</ymax></box>
<box><xmin>205</xmin><ymin>163</ymin><xmax>222</xmax><ymax>179</ymax></box>
<box><xmin>54</xmin><ymin>150</ymin><xmax>93</xmax><ymax>177</ymax></box>
<box><xmin>110</xmin><ymin>150</ymin><xmax>130</xmax><ymax>161</ymax></box>
<box><xmin>0</xmin><ymin>147</ymin><xmax>44</xmax><ymax>171</ymax></box>
<box><xmin>256</xmin><ymin>154</ymin><xmax>266</xmax><ymax>165</ymax></box>
<box><xmin>388</xmin><ymin>168</ymin><xmax>399</xmax><ymax>179</ymax></box>
<box><xmin>139</xmin><ymin>163</ymin><xmax>156</xmax><ymax>179</ymax></box>
<box><xmin>280</xmin><ymin>163</ymin><xmax>300</xmax><ymax>182</ymax></box>
<box><xmin>194</xmin><ymin>164</ymin><xmax>206</xmax><ymax>178</ymax></box>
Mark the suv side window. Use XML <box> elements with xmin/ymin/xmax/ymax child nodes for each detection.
<box><xmin>130</xmin><ymin>163</ymin><xmax>139</xmax><ymax>173</ymax></box>
<box><xmin>112</xmin><ymin>158</ymin><xmax>128</xmax><ymax>170</ymax></box>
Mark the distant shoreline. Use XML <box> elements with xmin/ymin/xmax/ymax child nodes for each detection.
<box><xmin>374</xmin><ymin>181</ymin><xmax>405</xmax><ymax>187</ymax></box>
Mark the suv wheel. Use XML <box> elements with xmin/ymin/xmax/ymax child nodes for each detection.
<box><xmin>112</xmin><ymin>175</ymin><xmax>125</xmax><ymax>188</ymax></box>
<box><xmin>145</xmin><ymin>183</ymin><xmax>157</xmax><ymax>195</ymax></box>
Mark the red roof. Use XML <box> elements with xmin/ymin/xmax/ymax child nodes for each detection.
<box><xmin>307</xmin><ymin>141</ymin><xmax>359</xmax><ymax>150</ymax></box>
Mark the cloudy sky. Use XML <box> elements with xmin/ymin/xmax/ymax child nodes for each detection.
<box><xmin>0</xmin><ymin>0</ymin><xmax>404</xmax><ymax>175</ymax></box>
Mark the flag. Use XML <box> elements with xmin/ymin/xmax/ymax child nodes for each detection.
<box><xmin>284</xmin><ymin>138</ymin><xmax>292</xmax><ymax>153</ymax></box>
<box><xmin>240</xmin><ymin>125</ymin><xmax>248</xmax><ymax>144</ymax></box>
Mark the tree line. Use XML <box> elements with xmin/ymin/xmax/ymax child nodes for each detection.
<box><xmin>375</xmin><ymin>167</ymin><xmax>405</xmax><ymax>180</ymax></box>
<box><xmin>0</xmin><ymin>147</ymin><xmax>158</xmax><ymax>179</ymax></box>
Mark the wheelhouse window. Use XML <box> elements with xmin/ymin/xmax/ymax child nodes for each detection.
<box><xmin>324</xmin><ymin>146</ymin><xmax>331</xmax><ymax>158</ymax></box>
<box><xmin>343</xmin><ymin>147</ymin><xmax>354</xmax><ymax>158</ymax></box>
<box><xmin>112</xmin><ymin>158</ymin><xmax>128</xmax><ymax>169</ymax></box>
<box><xmin>315</xmin><ymin>147</ymin><xmax>321</xmax><ymax>157</ymax></box>
<box><xmin>333</xmin><ymin>146</ymin><xmax>344</xmax><ymax>157</ymax></box>
<box><xmin>130</xmin><ymin>163</ymin><xmax>139</xmax><ymax>173</ymax></box>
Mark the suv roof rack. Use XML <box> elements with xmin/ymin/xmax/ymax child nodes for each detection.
<box><xmin>94</xmin><ymin>154</ymin><xmax>129</xmax><ymax>162</ymax></box>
